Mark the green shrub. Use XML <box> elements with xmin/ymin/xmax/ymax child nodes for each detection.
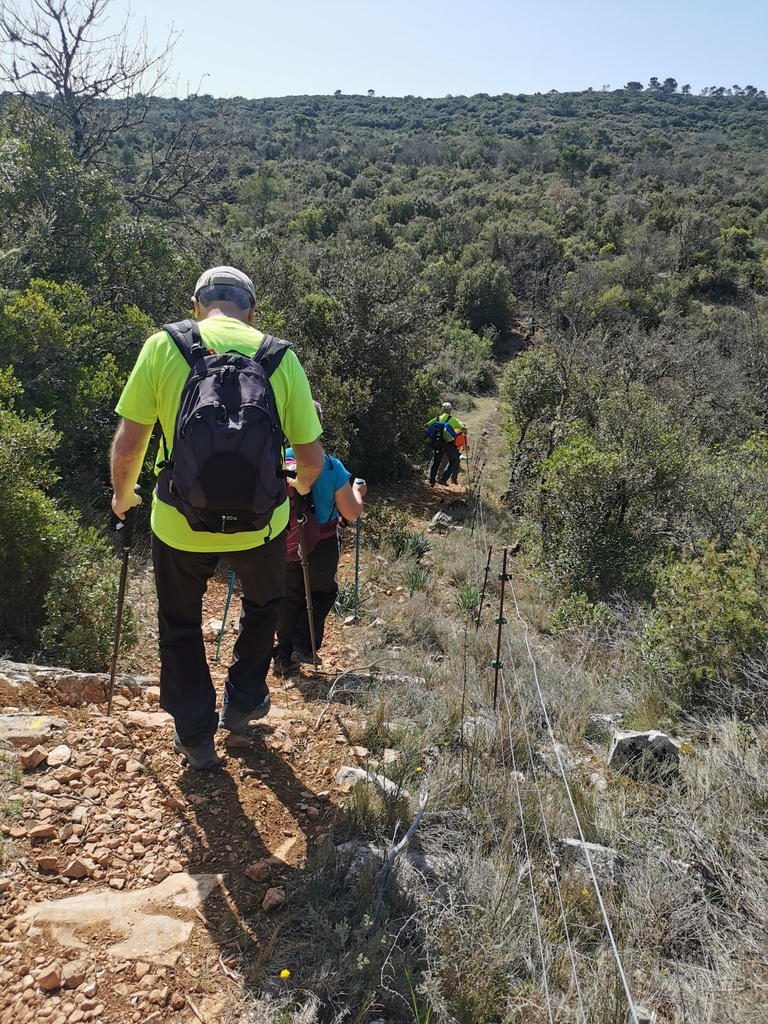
<box><xmin>0</xmin><ymin>103</ymin><xmax>120</xmax><ymax>287</ymax></box>
<box><xmin>0</xmin><ymin>369</ymin><xmax>73</xmax><ymax>643</ymax></box>
<box><xmin>456</xmin><ymin>260</ymin><xmax>516</xmax><ymax>335</ymax></box>
<box><xmin>550</xmin><ymin>592</ymin><xmax>616</xmax><ymax>636</ymax></box>
<box><xmin>362</xmin><ymin>503</ymin><xmax>412</xmax><ymax>553</ymax></box>
<box><xmin>428</xmin><ymin>314</ymin><xmax>497</xmax><ymax>395</ymax></box>
<box><xmin>40</xmin><ymin>527</ymin><xmax>137</xmax><ymax>672</ymax></box>
<box><xmin>536</xmin><ymin>387</ymin><xmax>693</xmax><ymax>599</ymax></box>
<box><xmin>0</xmin><ymin>367</ymin><xmax>134</xmax><ymax>665</ymax></box>
<box><xmin>643</xmin><ymin>538</ymin><xmax>768</xmax><ymax>712</ymax></box>
<box><xmin>0</xmin><ymin>279</ymin><xmax>154</xmax><ymax>509</ymax></box>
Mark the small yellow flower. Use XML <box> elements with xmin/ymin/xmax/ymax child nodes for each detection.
<box><xmin>415</xmin><ymin>766</ymin><xmax>423</xmax><ymax>772</ymax></box>
<box><xmin>280</xmin><ymin>969</ymin><xmax>291</xmax><ymax>979</ymax></box>
<box><xmin>582</xmin><ymin>888</ymin><xmax>589</xmax><ymax>895</ymax></box>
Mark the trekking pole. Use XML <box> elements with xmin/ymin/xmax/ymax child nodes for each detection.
<box><xmin>107</xmin><ymin>492</ymin><xmax>139</xmax><ymax>717</ymax></box>
<box><xmin>212</xmin><ymin>570</ymin><xmax>236</xmax><ymax>663</ymax></box>
<box><xmin>352</xmin><ymin>483</ymin><xmax>364</xmax><ymax>622</ymax></box>
<box><xmin>295</xmin><ymin>491</ymin><xmax>319</xmax><ymax>667</ymax></box>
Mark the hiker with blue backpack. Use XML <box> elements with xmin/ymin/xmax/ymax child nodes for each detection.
<box><xmin>110</xmin><ymin>266</ymin><xmax>324</xmax><ymax>770</ymax></box>
<box><xmin>273</xmin><ymin>401</ymin><xmax>366</xmax><ymax>677</ymax></box>
<box><xmin>426</xmin><ymin>401</ymin><xmax>468</xmax><ymax>486</ymax></box>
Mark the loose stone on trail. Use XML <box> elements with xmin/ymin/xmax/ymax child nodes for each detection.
<box><xmin>261</xmin><ymin>886</ymin><xmax>286</xmax><ymax>912</ymax></box>
<box><xmin>19</xmin><ymin>744</ymin><xmax>47</xmax><ymax>769</ymax></box>
<box><xmin>46</xmin><ymin>743</ymin><xmax>72</xmax><ymax>766</ymax></box>
<box><xmin>244</xmin><ymin>860</ymin><xmax>271</xmax><ymax>882</ymax></box>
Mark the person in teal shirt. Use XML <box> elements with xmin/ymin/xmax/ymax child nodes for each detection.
<box><xmin>274</xmin><ymin>404</ymin><xmax>366</xmax><ymax>674</ymax></box>
<box><xmin>110</xmin><ymin>266</ymin><xmax>324</xmax><ymax>769</ymax></box>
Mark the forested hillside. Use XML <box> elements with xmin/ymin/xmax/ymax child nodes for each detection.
<box><xmin>3</xmin><ymin>78</ymin><xmax>768</xmax><ymax>715</ymax></box>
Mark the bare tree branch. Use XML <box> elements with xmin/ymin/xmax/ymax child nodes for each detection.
<box><xmin>0</xmin><ymin>0</ymin><xmax>178</xmax><ymax>163</ymax></box>
<box><xmin>119</xmin><ymin>96</ymin><xmax>238</xmax><ymax>217</ymax></box>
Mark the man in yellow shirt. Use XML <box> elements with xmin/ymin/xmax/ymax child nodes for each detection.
<box><xmin>427</xmin><ymin>402</ymin><xmax>467</xmax><ymax>486</ymax></box>
<box><xmin>110</xmin><ymin>266</ymin><xmax>323</xmax><ymax>769</ymax></box>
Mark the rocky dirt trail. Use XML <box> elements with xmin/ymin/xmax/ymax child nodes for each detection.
<box><xmin>0</xmin><ymin>550</ymin><xmax>376</xmax><ymax>1024</ymax></box>
<box><xmin>0</xmin><ymin>395</ymin><xmax>502</xmax><ymax>1024</ymax></box>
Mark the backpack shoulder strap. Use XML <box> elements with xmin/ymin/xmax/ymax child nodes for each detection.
<box><xmin>157</xmin><ymin>320</ymin><xmax>206</xmax><ymax>468</ymax></box>
<box><xmin>256</xmin><ymin>333</ymin><xmax>291</xmax><ymax>377</ymax></box>
<box><xmin>163</xmin><ymin>319</ymin><xmax>206</xmax><ymax>370</ymax></box>
<box><xmin>325</xmin><ymin>454</ymin><xmax>343</xmax><ymax>524</ymax></box>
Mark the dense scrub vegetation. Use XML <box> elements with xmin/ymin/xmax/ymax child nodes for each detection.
<box><xmin>2</xmin><ymin>81</ymin><xmax>768</xmax><ymax>714</ymax></box>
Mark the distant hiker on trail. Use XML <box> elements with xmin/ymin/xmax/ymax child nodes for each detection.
<box><xmin>273</xmin><ymin>402</ymin><xmax>366</xmax><ymax>677</ymax></box>
<box><xmin>426</xmin><ymin>401</ymin><xmax>467</xmax><ymax>486</ymax></box>
<box><xmin>110</xmin><ymin>265</ymin><xmax>323</xmax><ymax>770</ymax></box>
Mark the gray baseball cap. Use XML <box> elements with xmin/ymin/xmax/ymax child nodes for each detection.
<box><xmin>194</xmin><ymin>265</ymin><xmax>256</xmax><ymax>303</ymax></box>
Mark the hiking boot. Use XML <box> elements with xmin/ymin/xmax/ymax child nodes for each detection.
<box><xmin>291</xmin><ymin>649</ymin><xmax>322</xmax><ymax>666</ymax></box>
<box><xmin>218</xmin><ymin>694</ymin><xmax>271</xmax><ymax>733</ymax></box>
<box><xmin>173</xmin><ymin>733</ymin><xmax>222</xmax><ymax>770</ymax></box>
<box><xmin>273</xmin><ymin>659</ymin><xmax>300</xmax><ymax>679</ymax></box>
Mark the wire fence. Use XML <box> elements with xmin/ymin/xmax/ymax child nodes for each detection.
<box><xmin>462</xmin><ymin>457</ymin><xmax>641</xmax><ymax>1024</ymax></box>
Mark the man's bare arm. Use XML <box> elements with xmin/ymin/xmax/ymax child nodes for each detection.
<box><xmin>291</xmin><ymin>439</ymin><xmax>324</xmax><ymax>495</ymax></box>
<box><xmin>110</xmin><ymin>418</ymin><xmax>153</xmax><ymax>518</ymax></box>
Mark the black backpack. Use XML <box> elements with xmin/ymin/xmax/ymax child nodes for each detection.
<box><xmin>156</xmin><ymin>319</ymin><xmax>290</xmax><ymax>534</ymax></box>
<box><xmin>427</xmin><ymin>419</ymin><xmax>449</xmax><ymax>453</ymax></box>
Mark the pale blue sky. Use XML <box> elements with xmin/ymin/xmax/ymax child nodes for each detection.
<box><xmin>111</xmin><ymin>0</ymin><xmax>768</xmax><ymax>99</ymax></box>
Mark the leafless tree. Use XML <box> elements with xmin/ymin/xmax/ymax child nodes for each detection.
<box><xmin>120</xmin><ymin>96</ymin><xmax>235</xmax><ymax>217</ymax></box>
<box><xmin>0</xmin><ymin>0</ymin><xmax>177</xmax><ymax>164</ymax></box>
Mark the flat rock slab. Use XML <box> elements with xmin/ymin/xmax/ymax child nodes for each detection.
<box><xmin>18</xmin><ymin>872</ymin><xmax>221</xmax><ymax>966</ymax></box>
<box><xmin>124</xmin><ymin>710</ymin><xmax>174</xmax><ymax>729</ymax></box>
<box><xmin>0</xmin><ymin>660</ymin><xmax>157</xmax><ymax>705</ymax></box>
<box><xmin>0</xmin><ymin>713</ymin><xmax>68</xmax><ymax>746</ymax></box>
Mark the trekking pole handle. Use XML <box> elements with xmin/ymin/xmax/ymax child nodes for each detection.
<box><xmin>293</xmin><ymin>489</ymin><xmax>310</xmax><ymax>522</ymax></box>
<box><xmin>111</xmin><ymin>486</ymin><xmax>141</xmax><ymax>549</ymax></box>
<box><xmin>283</xmin><ymin>467</ymin><xmax>313</xmax><ymax>496</ymax></box>
<box><xmin>286</xmin><ymin>472</ymin><xmax>312</xmax><ymax>520</ymax></box>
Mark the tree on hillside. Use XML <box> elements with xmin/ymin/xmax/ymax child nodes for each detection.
<box><xmin>558</xmin><ymin>145</ymin><xmax>590</xmax><ymax>186</ymax></box>
<box><xmin>0</xmin><ymin>0</ymin><xmax>177</xmax><ymax>164</ymax></box>
<box><xmin>456</xmin><ymin>261</ymin><xmax>516</xmax><ymax>337</ymax></box>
